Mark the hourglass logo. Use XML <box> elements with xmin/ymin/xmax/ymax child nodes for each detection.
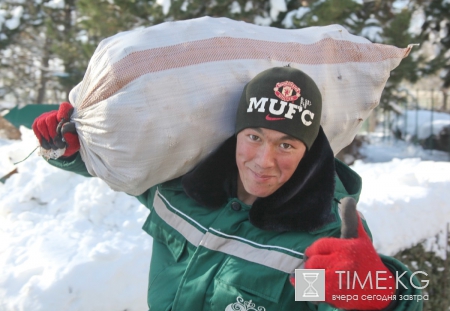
<box><xmin>294</xmin><ymin>269</ymin><xmax>325</xmax><ymax>301</ymax></box>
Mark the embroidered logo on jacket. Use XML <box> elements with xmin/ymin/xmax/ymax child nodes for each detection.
<box><xmin>225</xmin><ymin>296</ymin><xmax>266</xmax><ymax>311</ymax></box>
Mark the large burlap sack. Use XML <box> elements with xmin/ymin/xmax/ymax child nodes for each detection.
<box><xmin>68</xmin><ymin>16</ymin><xmax>412</xmax><ymax>195</ymax></box>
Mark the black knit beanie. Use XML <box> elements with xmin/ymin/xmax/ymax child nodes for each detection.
<box><xmin>235</xmin><ymin>67</ymin><xmax>322</xmax><ymax>150</ymax></box>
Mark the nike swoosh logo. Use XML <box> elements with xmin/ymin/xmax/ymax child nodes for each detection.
<box><xmin>265</xmin><ymin>114</ymin><xmax>286</xmax><ymax>121</ymax></box>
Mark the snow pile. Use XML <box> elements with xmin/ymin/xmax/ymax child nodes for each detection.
<box><xmin>0</xmin><ymin>128</ymin><xmax>151</xmax><ymax>311</ymax></box>
<box><xmin>0</xmin><ymin>127</ymin><xmax>449</xmax><ymax>310</ymax></box>
<box><xmin>353</xmin><ymin>158</ymin><xmax>450</xmax><ymax>256</ymax></box>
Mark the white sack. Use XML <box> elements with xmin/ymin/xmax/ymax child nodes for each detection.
<box><xmin>68</xmin><ymin>16</ymin><xmax>412</xmax><ymax>195</ymax></box>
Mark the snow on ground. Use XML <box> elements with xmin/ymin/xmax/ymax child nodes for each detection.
<box><xmin>0</xmin><ymin>127</ymin><xmax>449</xmax><ymax>310</ymax></box>
<box><xmin>355</xmin><ymin>132</ymin><xmax>450</xmax><ymax>258</ymax></box>
<box><xmin>356</xmin><ymin>132</ymin><xmax>450</xmax><ymax>257</ymax></box>
<box><xmin>353</xmin><ymin>158</ymin><xmax>449</xmax><ymax>255</ymax></box>
<box><xmin>0</xmin><ymin>128</ymin><xmax>151</xmax><ymax>311</ymax></box>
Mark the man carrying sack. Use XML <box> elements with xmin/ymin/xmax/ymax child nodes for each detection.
<box><xmin>32</xmin><ymin>67</ymin><xmax>422</xmax><ymax>310</ymax></box>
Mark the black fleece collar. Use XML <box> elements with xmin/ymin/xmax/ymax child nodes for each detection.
<box><xmin>181</xmin><ymin>127</ymin><xmax>336</xmax><ymax>232</ymax></box>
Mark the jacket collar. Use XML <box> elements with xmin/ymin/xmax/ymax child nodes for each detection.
<box><xmin>181</xmin><ymin>127</ymin><xmax>336</xmax><ymax>232</ymax></box>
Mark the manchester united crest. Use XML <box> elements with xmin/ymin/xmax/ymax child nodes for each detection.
<box><xmin>273</xmin><ymin>81</ymin><xmax>301</xmax><ymax>102</ymax></box>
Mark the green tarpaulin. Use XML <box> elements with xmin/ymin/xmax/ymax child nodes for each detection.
<box><xmin>4</xmin><ymin>104</ymin><xmax>60</xmax><ymax>129</ymax></box>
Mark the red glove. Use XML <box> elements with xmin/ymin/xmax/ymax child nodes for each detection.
<box><xmin>300</xmin><ymin>198</ymin><xmax>395</xmax><ymax>310</ymax></box>
<box><xmin>32</xmin><ymin>102</ymin><xmax>80</xmax><ymax>158</ymax></box>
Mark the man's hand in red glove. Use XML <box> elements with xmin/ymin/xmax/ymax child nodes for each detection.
<box><xmin>304</xmin><ymin>197</ymin><xmax>395</xmax><ymax>310</ymax></box>
<box><xmin>32</xmin><ymin>102</ymin><xmax>80</xmax><ymax>158</ymax></box>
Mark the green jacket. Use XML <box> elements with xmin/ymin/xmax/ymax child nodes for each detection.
<box><xmin>48</xmin><ymin>133</ymin><xmax>423</xmax><ymax>311</ymax></box>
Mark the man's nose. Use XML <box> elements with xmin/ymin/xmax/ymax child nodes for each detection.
<box><xmin>255</xmin><ymin>145</ymin><xmax>275</xmax><ymax>168</ymax></box>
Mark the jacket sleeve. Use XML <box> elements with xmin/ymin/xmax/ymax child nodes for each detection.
<box><xmin>47</xmin><ymin>152</ymin><xmax>92</xmax><ymax>177</ymax></box>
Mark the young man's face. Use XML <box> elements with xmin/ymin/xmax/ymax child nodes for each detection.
<box><xmin>236</xmin><ymin>127</ymin><xmax>307</xmax><ymax>204</ymax></box>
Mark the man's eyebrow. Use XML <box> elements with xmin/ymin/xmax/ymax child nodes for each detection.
<box><xmin>251</xmin><ymin>128</ymin><xmax>299</xmax><ymax>142</ymax></box>
<box><xmin>279</xmin><ymin>135</ymin><xmax>298</xmax><ymax>141</ymax></box>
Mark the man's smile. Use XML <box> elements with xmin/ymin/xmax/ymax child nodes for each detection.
<box><xmin>248</xmin><ymin>167</ymin><xmax>275</xmax><ymax>182</ymax></box>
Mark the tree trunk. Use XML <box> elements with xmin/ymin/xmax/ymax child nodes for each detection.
<box><xmin>35</xmin><ymin>37</ymin><xmax>51</xmax><ymax>104</ymax></box>
<box><xmin>443</xmin><ymin>88</ymin><xmax>448</xmax><ymax>112</ymax></box>
<box><xmin>63</xmin><ymin>0</ymin><xmax>76</xmax><ymax>101</ymax></box>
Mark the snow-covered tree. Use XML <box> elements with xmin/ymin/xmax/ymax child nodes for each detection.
<box><xmin>0</xmin><ymin>0</ymin><xmax>92</xmax><ymax>104</ymax></box>
<box><xmin>1</xmin><ymin>0</ymin><xmax>449</xmax><ymax>109</ymax></box>
<box><xmin>0</xmin><ymin>0</ymin><xmax>52</xmax><ymax>104</ymax></box>
<box><xmin>418</xmin><ymin>0</ymin><xmax>449</xmax><ymax>110</ymax></box>
<box><xmin>284</xmin><ymin>0</ymin><xmax>425</xmax><ymax>110</ymax></box>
